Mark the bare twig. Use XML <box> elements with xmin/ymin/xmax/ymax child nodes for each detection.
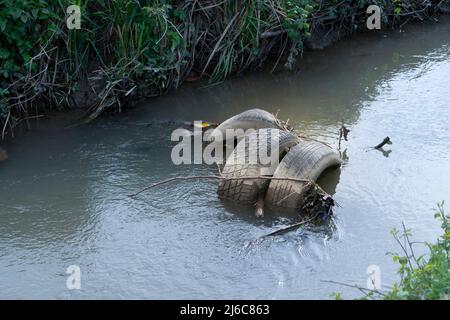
<box><xmin>260</xmin><ymin>30</ymin><xmax>286</xmax><ymax>38</ymax></box>
<box><xmin>259</xmin><ymin>213</ymin><xmax>319</xmax><ymax>238</ymax></box>
<box><xmin>2</xmin><ymin>111</ymin><xmax>11</xmax><ymax>140</ymax></box>
<box><xmin>338</xmin><ymin>125</ymin><xmax>350</xmax><ymax>150</ymax></box>
<box><xmin>392</xmin><ymin>228</ymin><xmax>415</xmax><ymax>273</ymax></box>
<box><xmin>275</xmin><ymin>190</ymin><xmax>301</xmax><ymax>205</ymax></box>
<box><xmin>128</xmin><ymin>175</ymin><xmax>313</xmax><ymax>198</ymax></box>
<box><xmin>320</xmin><ymin>279</ymin><xmax>389</xmax><ymax>298</ymax></box>
<box><xmin>402</xmin><ymin>222</ymin><xmax>420</xmax><ymax>269</ymax></box>
<box><xmin>374</xmin><ymin>137</ymin><xmax>391</xmax><ymax>149</ymax></box>
<box><xmin>14</xmin><ymin>115</ymin><xmax>45</xmax><ymax>127</ymax></box>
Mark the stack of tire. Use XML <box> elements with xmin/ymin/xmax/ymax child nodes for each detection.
<box><xmin>212</xmin><ymin>109</ymin><xmax>341</xmax><ymax>214</ymax></box>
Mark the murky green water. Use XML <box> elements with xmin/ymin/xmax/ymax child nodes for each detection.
<box><xmin>1</xmin><ymin>20</ymin><xmax>449</xmax><ymax>299</ymax></box>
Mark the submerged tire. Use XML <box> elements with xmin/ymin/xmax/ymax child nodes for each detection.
<box><xmin>265</xmin><ymin>140</ymin><xmax>341</xmax><ymax>209</ymax></box>
<box><xmin>211</xmin><ymin>108</ymin><xmax>285</xmax><ymax>143</ymax></box>
<box><xmin>217</xmin><ymin>128</ymin><xmax>300</xmax><ymax>205</ymax></box>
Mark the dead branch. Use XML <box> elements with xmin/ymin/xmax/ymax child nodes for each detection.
<box><xmin>259</xmin><ymin>213</ymin><xmax>319</xmax><ymax>239</ymax></box>
<box><xmin>260</xmin><ymin>30</ymin><xmax>286</xmax><ymax>39</ymax></box>
<box><xmin>338</xmin><ymin>125</ymin><xmax>350</xmax><ymax>150</ymax></box>
<box><xmin>128</xmin><ymin>175</ymin><xmax>313</xmax><ymax>198</ymax></box>
<box><xmin>320</xmin><ymin>279</ymin><xmax>389</xmax><ymax>299</ymax></box>
<box><xmin>374</xmin><ymin>136</ymin><xmax>391</xmax><ymax>149</ymax></box>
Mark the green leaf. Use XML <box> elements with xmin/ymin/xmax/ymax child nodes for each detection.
<box><xmin>0</xmin><ymin>19</ymin><xmax>6</xmax><ymax>32</ymax></box>
<box><xmin>31</xmin><ymin>8</ymin><xmax>39</xmax><ymax>19</ymax></box>
<box><xmin>20</xmin><ymin>14</ymin><xmax>28</xmax><ymax>23</ymax></box>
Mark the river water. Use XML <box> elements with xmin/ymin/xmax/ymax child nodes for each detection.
<box><xmin>1</xmin><ymin>20</ymin><xmax>449</xmax><ymax>299</ymax></box>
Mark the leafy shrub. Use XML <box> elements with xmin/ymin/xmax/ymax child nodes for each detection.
<box><xmin>384</xmin><ymin>202</ymin><xmax>449</xmax><ymax>300</ymax></box>
<box><xmin>333</xmin><ymin>202</ymin><xmax>449</xmax><ymax>300</ymax></box>
<box><xmin>0</xmin><ymin>0</ymin><xmax>445</xmax><ymax>130</ymax></box>
<box><xmin>0</xmin><ymin>0</ymin><xmax>59</xmax><ymax>124</ymax></box>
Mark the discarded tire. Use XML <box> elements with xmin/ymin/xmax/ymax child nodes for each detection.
<box><xmin>211</xmin><ymin>108</ymin><xmax>286</xmax><ymax>143</ymax></box>
<box><xmin>265</xmin><ymin>140</ymin><xmax>342</xmax><ymax>209</ymax></box>
<box><xmin>217</xmin><ymin>128</ymin><xmax>300</xmax><ymax>205</ymax></box>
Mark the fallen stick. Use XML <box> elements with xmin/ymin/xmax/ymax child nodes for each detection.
<box><xmin>128</xmin><ymin>175</ymin><xmax>313</xmax><ymax>198</ymax></box>
<box><xmin>374</xmin><ymin>136</ymin><xmax>391</xmax><ymax>149</ymax></box>
<box><xmin>320</xmin><ymin>279</ymin><xmax>388</xmax><ymax>299</ymax></box>
<box><xmin>258</xmin><ymin>214</ymin><xmax>319</xmax><ymax>239</ymax></box>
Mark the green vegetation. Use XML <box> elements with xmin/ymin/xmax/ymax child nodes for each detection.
<box><xmin>384</xmin><ymin>202</ymin><xmax>449</xmax><ymax>300</ymax></box>
<box><xmin>333</xmin><ymin>202</ymin><xmax>450</xmax><ymax>300</ymax></box>
<box><xmin>0</xmin><ymin>0</ymin><xmax>446</xmax><ymax>136</ymax></box>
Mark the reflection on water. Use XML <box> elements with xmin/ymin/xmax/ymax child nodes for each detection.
<box><xmin>1</xmin><ymin>19</ymin><xmax>450</xmax><ymax>299</ymax></box>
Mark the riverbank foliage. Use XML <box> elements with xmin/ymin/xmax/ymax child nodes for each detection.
<box><xmin>0</xmin><ymin>0</ymin><xmax>447</xmax><ymax>136</ymax></box>
<box><xmin>334</xmin><ymin>202</ymin><xmax>450</xmax><ymax>300</ymax></box>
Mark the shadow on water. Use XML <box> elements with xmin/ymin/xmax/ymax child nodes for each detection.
<box><xmin>316</xmin><ymin>166</ymin><xmax>342</xmax><ymax>195</ymax></box>
<box><xmin>375</xmin><ymin>147</ymin><xmax>393</xmax><ymax>158</ymax></box>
